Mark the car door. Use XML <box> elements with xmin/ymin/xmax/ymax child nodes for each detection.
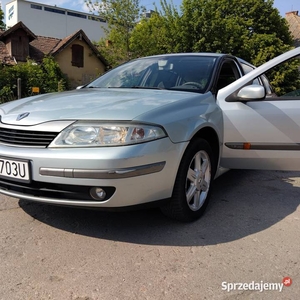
<box><xmin>217</xmin><ymin>47</ymin><xmax>300</xmax><ymax>171</ymax></box>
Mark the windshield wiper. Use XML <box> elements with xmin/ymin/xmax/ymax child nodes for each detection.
<box><xmin>87</xmin><ymin>86</ymin><xmax>166</xmax><ymax>90</ymax></box>
<box><xmin>127</xmin><ymin>86</ymin><xmax>165</xmax><ymax>90</ymax></box>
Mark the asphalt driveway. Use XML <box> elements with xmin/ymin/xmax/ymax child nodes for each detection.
<box><xmin>0</xmin><ymin>169</ymin><xmax>299</xmax><ymax>299</ymax></box>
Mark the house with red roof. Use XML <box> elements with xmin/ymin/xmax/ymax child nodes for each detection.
<box><xmin>285</xmin><ymin>11</ymin><xmax>300</xmax><ymax>47</ymax></box>
<box><xmin>0</xmin><ymin>21</ymin><xmax>108</xmax><ymax>88</ymax></box>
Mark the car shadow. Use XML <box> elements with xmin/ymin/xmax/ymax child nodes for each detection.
<box><xmin>19</xmin><ymin>169</ymin><xmax>300</xmax><ymax>246</ymax></box>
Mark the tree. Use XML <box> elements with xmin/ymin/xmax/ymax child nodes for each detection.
<box><xmin>85</xmin><ymin>0</ymin><xmax>145</xmax><ymax>66</ymax></box>
<box><xmin>179</xmin><ymin>0</ymin><xmax>293</xmax><ymax>64</ymax></box>
<box><xmin>132</xmin><ymin>0</ymin><xmax>293</xmax><ymax>64</ymax></box>
<box><xmin>130</xmin><ymin>0</ymin><xmax>182</xmax><ymax>57</ymax></box>
<box><xmin>130</xmin><ymin>12</ymin><xmax>167</xmax><ymax>57</ymax></box>
<box><xmin>0</xmin><ymin>4</ymin><xmax>5</xmax><ymax>30</ymax></box>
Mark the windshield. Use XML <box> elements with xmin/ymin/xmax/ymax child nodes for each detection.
<box><xmin>87</xmin><ymin>55</ymin><xmax>217</xmax><ymax>93</ymax></box>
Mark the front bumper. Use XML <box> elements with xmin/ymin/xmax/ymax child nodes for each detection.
<box><xmin>0</xmin><ymin>138</ymin><xmax>188</xmax><ymax>207</ymax></box>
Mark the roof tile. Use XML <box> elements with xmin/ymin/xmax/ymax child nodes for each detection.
<box><xmin>30</xmin><ymin>36</ymin><xmax>61</xmax><ymax>62</ymax></box>
<box><xmin>286</xmin><ymin>11</ymin><xmax>300</xmax><ymax>47</ymax></box>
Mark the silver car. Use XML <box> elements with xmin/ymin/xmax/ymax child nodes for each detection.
<box><xmin>0</xmin><ymin>48</ymin><xmax>300</xmax><ymax>221</ymax></box>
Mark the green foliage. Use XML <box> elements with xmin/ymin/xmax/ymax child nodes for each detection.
<box><xmin>266</xmin><ymin>58</ymin><xmax>300</xmax><ymax>96</ymax></box>
<box><xmin>40</xmin><ymin>57</ymin><xmax>68</xmax><ymax>93</ymax></box>
<box><xmin>0</xmin><ymin>4</ymin><xmax>5</xmax><ymax>30</ymax></box>
<box><xmin>0</xmin><ymin>57</ymin><xmax>68</xmax><ymax>103</ymax></box>
<box><xmin>130</xmin><ymin>1</ymin><xmax>182</xmax><ymax>57</ymax></box>
<box><xmin>95</xmin><ymin>38</ymin><xmax>128</xmax><ymax>68</ymax></box>
<box><xmin>179</xmin><ymin>0</ymin><xmax>293</xmax><ymax>62</ymax></box>
<box><xmin>130</xmin><ymin>0</ymin><xmax>293</xmax><ymax>63</ymax></box>
<box><xmin>0</xmin><ymin>86</ymin><xmax>14</xmax><ymax>102</ymax></box>
<box><xmin>86</xmin><ymin>0</ymin><xmax>145</xmax><ymax>66</ymax></box>
<box><xmin>130</xmin><ymin>12</ymin><xmax>167</xmax><ymax>57</ymax></box>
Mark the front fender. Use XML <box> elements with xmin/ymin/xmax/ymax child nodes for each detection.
<box><xmin>140</xmin><ymin>93</ymin><xmax>223</xmax><ymax>144</ymax></box>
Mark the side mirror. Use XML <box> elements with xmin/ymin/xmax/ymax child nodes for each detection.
<box><xmin>237</xmin><ymin>85</ymin><xmax>266</xmax><ymax>101</ymax></box>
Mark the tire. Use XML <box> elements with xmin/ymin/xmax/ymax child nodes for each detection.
<box><xmin>161</xmin><ymin>138</ymin><xmax>215</xmax><ymax>222</ymax></box>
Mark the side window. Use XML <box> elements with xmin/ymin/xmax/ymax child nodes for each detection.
<box><xmin>265</xmin><ymin>56</ymin><xmax>300</xmax><ymax>97</ymax></box>
<box><xmin>72</xmin><ymin>44</ymin><xmax>84</xmax><ymax>68</ymax></box>
<box><xmin>241</xmin><ymin>63</ymin><xmax>260</xmax><ymax>85</ymax></box>
<box><xmin>260</xmin><ymin>74</ymin><xmax>276</xmax><ymax>97</ymax></box>
<box><xmin>241</xmin><ymin>62</ymin><xmax>275</xmax><ymax>96</ymax></box>
<box><xmin>216</xmin><ymin>60</ymin><xmax>241</xmax><ymax>91</ymax></box>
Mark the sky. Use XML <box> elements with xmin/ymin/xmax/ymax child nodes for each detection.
<box><xmin>0</xmin><ymin>0</ymin><xmax>299</xmax><ymax>18</ymax></box>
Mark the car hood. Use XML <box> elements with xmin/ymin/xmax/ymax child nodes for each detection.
<box><xmin>0</xmin><ymin>88</ymin><xmax>203</xmax><ymax>126</ymax></box>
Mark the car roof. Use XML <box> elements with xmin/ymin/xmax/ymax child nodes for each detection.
<box><xmin>136</xmin><ymin>52</ymin><xmax>253</xmax><ymax>65</ymax></box>
<box><xmin>142</xmin><ymin>52</ymin><xmax>227</xmax><ymax>59</ymax></box>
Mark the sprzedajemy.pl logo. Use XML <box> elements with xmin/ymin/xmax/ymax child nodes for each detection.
<box><xmin>222</xmin><ymin>277</ymin><xmax>292</xmax><ymax>293</ymax></box>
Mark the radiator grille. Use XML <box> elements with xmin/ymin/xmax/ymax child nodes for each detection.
<box><xmin>0</xmin><ymin>127</ymin><xmax>58</xmax><ymax>147</ymax></box>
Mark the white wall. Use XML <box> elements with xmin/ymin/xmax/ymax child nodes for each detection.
<box><xmin>5</xmin><ymin>0</ymin><xmax>108</xmax><ymax>42</ymax></box>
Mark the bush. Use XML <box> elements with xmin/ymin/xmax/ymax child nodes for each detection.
<box><xmin>0</xmin><ymin>57</ymin><xmax>69</xmax><ymax>103</ymax></box>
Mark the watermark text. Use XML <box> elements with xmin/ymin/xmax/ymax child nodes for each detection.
<box><xmin>222</xmin><ymin>278</ymin><xmax>292</xmax><ymax>293</ymax></box>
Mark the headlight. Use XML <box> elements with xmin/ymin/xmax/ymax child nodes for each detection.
<box><xmin>49</xmin><ymin>122</ymin><xmax>167</xmax><ymax>147</ymax></box>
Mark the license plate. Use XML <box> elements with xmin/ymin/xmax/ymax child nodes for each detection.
<box><xmin>0</xmin><ymin>157</ymin><xmax>30</xmax><ymax>182</ymax></box>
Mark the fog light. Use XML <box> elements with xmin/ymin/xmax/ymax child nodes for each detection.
<box><xmin>90</xmin><ymin>187</ymin><xmax>106</xmax><ymax>200</ymax></box>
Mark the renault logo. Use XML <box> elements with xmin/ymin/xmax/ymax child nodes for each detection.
<box><xmin>16</xmin><ymin>112</ymin><xmax>30</xmax><ymax>121</ymax></box>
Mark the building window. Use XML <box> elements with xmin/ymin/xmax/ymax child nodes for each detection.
<box><xmin>88</xmin><ymin>16</ymin><xmax>106</xmax><ymax>23</ymax></box>
<box><xmin>72</xmin><ymin>44</ymin><xmax>84</xmax><ymax>68</ymax></box>
<box><xmin>67</xmin><ymin>12</ymin><xmax>87</xmax><ymax>19</ymax></box>
<box><xmin>44</xmin><ymin>7</ymin><xmax>65</xmax><ymax>15</ymax></box>
<box><xmin>31</xmin><ymin>4</ymin><xmax>42</xmax><ymax>10</ymax></box>
<box><xmin>11</xmin><ymin>35</ymin><xmax>28</xmax><ymax>61</ymax></box>
<box><xmin>8</xmin><ymin>5</ymin><xmax>14</xmax><ymax>20</ymax></box>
